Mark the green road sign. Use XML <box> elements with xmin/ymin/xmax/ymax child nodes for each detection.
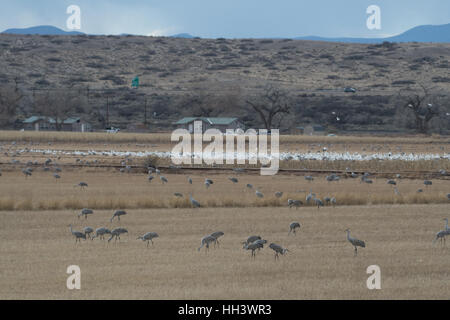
<box><xmin>132</xmin><ymin>76</ymin><xmax>139</xmax><ymax>88</ymax></box>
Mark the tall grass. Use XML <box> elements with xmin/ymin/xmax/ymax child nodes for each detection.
<box><xmin>0</xmin><ymin>193</ymin><xmax>448</xmax><ymax>211</ymax></box>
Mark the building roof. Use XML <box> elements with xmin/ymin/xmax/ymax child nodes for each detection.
<box><xmin>174</xmin><ymin>117</ymin><xmax>239</xmax><ymax>125</ymax></box>
<box><xmin>23</xmin><ymin>116</ymin><xmax>82</xmax><ymax>124</ymax></box>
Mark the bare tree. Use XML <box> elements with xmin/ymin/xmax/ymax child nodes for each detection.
<box><xmin>245</xmin><ymin>85</ymin><xmax>291</xmax><ymax>130</ymax></box>
<box><xmin>34</xmin><ymin>89</ymin><xmax>85</xmax><ymax>131</ymax></box>
<box><xmin>398</xmin><ymin>84</ymin><xmax>440</xmax><ymax>134</ymax></box>
<box><xmin>0</xmin><ymin>78</ymin><xmax>23</xmax><ymax>127</ymax></box>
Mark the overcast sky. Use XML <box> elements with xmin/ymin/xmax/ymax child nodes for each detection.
<box><xmin>1</xmin><ymin>0</ymin><xmax>450</xmax><ymax>38</ymax></box>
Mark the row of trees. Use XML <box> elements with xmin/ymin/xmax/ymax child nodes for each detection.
<box><xmin>0</xmin><ymin>81</ymin><xmax>448</xmax><ymax>134</ymax></box>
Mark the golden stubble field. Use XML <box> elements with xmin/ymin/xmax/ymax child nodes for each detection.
<box><xmin>0</xmin><ymin>204</ymin><xmax>449</xmax><ymax>299</ymax></box>
<box><xmin>0</xmin><ymin>134</ymin><xmax>449</xmax><ymax>299</ymax></box>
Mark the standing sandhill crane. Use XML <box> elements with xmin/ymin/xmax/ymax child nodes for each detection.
<box><xmin>198</xmin><ymin>235</ymin><xmax>216</xmax><ymax>252</ymax></box>
<box><xmin>93</xmin><ymin>227</ymin><xmax>111</xmax><ymax>240</ymax></box>
<box><xmin>345</xmin><ymin>229</ymin><xmax>366</xmax><ymax>256</ymax></box>
<box><xmin>155</xmin><ymin>168</ymin><xmax>161</xmax><ymax>175</ymax></box>
<box><xmin>330</xmin><ymin>197</ymin><xmax>337</xmax><ymax>207</ymax></box>
<box><xmin>229</xmin><ymin>177</ymin><xmax>238</xmax><ymax>183</ymax></box>
<box><xmin>210</xmin><ymin>231</ymin><xmax>224</xmax><ymax>247</ymax></box>
<box><xmin>78</xmin><ymin>208</ymin><xmax>94</xmax><ymax>219</ymax></box>
<box><xmin>160</xmin><ymin>176</ymin><xmax>168</xmax><ymax>184</ymax></box>
<box><xmin>243</xmin><ymin>240</ymin><xmax>265</xmax><ymax>258</ymax></box>
<box><xmin>288</xmin><ymin>199</ymin><xmax>302</xmax><ymax>209</ymax></box>
<box><xmin>174</xmin><ymin>192</ymin><xmax>183</xmax><ymax>197</ymax></box>
<box><xmin>108</xmin><ymin>228</ymin><xmax>128</xmax><ymax>242</ymax></box>
<box><xmin>76</xmin><ymin>182</ymin><xmax>88</xmax><ymax>189</ymax></box>
<box><xmin>68</xmin><ymin>224</ymin><xmax>86</xmax><ymax>242</ymax></box>
<box><xmin>137</xmin><ymin>232</ymin><xmax>159</xmax><ymax>247</ymax></box>
<box><xmin>22</xmin><ymin>168</ymin><xmax>32</xmax><ymax>178</ymax></box>
<box><xmin>306</xmin><ymin>190</ymin><xmax>315</xmax><ymax>204</ymax></box>
<box><xmin>314</xmin><ymin>197</ymin><xmax>324</xmax><ymax>209</ymax></box>
<box><xmin>148</xmin><ymin>175</ymin><xmax>154</xmax><ymax>182</ymax></box>
<box><xmin>188</xmin><ymin>176</ymin><xmax>193</xmax><ymax>184</ymax></box>
<box><xmin>246</xmin><ymin>183</ymin><xmax>253</xmax><ymax>189</ymax></box>
<box><xmin>110</xmin><ymin>210</ymin><xmax>127</xmax><ymax>222</ymax></box>
<box><xmin>242</xmin><ymin>235</ymin><xmax>262</xmax><ymax>248</ymax></box>
<box><xmin>305</xmin><ymin>175</ymin><xmax>314</xmax><ymax>182</ymax></box>
<box><xmin>84</xmin><ymin>227</ymin><xmax>94</xmax><ymax>240</ymax></box>
<box><xmin>288</xmin><ymin>222</ymin><xmax>301</xmax><ymax>235</ymax></box>
<box><xmin>53</xmin><ymin>173</ymin><xmax>61</xmax><ymax>181</ymax></box>
<box><xmin>255</xmin><ymin>190</ymin><xmax>264</xmax><ymax>198</ymax></box>
<box><xmin>424</xmin><ymin>180</ymin><xmax>432</xmax><ymax>187</ymax></box>
<box><xmin>189</xmin><ymin>194</ymin><xmax>200</xmax><ymax>208</ymax></box>
<box><xmin>204</xmin><ymin>178</ymin><xmax>213</xmax><ymax>189</ymax></box>
<box><xmin>269</xmin><ymin>243</ymin><xmax>289</xmax><ymax>260</ymax></box>
<box><xmin>433</xmin><ymin>229</ymin><xmax>447</xmax><ymax>246</ymax></box>
<box><xmin>387</xmin><ymin>180</ymin><xmax>396</xmax><ymax>186</ymax></box>
<box><xmin>275</xmin><ymin>191</ymin><xmax>283</xmax><ymax>198</ymax></box>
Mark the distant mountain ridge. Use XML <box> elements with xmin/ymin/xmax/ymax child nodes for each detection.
<box><xmin>2</xmin><ymin>23</ymin><xmax>450</xmax><ymax>43</ymax></box>
<box><xmin>2</xmin><ymin>25</ymin><xmax>84</xmax><ymax>35</ymax></box>
<box><xmin>295</xmin><ymin>23</ymin><xmax>450</xmax><ymax>43</ymax></box>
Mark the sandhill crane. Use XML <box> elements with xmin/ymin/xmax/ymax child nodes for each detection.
<box><xmin>229</xmin><ymin>177</ymin><xmax>238</xmax><ymax>183</ymax></box>
<box><xmin>84</xmin><ymin>227</ymin><xmax>94</xmax><ymax>240</ymax></box>
<box><xmin>210</xmin><ymin>231</ymin><xmax>224</xmax><ymax>247</ymax></box>
<box><xmin>275</xmin><ymin>192</ymin><xmax>283</xmax><ymax>198</ymax></box>
<box><xmin>198</xmin><ymin>235</ymin><xmax>216</xmax><ymax>252</ymax></box>
<box><xmin>93</xmin><ymin>227</ymin><xmax>111</xmax><ymax>240</ymax></box>
<box><xmin>417</xmin><ymin>189</ymin><xmax>423</xmax><ymax>193</ymax></box>
<box><xmin>255</xmin><ymin>190</ymin><xmax>264</xmax><ymax>198</ymax></box>
<box><xmin>288</xmin><ymin>199</ymin><xmax>302</xmax><ymax>209</ymax></box>
<box><xmin>387</xmin><ymin>180</ymin><xmax>396</xmax><ymax>186</ymax></box>
<box><xmin>447</xmin><ymin>193</ymin><xmax>450</xmax><ymax>200</ymax></box>
<box><xmin>314</xmin><ymin>197</ymin><xmax>324</xmax><ymax>209</ymax></box>
<box><xmin>108</xmin><ymin>228</ymin><xmax>128</xmax><ymax>242</ymax></box>
<box><xmin>155</xmin><ymin>168</ymin><xmax>161</xmax><ymax>175</ymax></box>
<box><xmin>74</xmin><ymin>182</ymin><xmax>88</xmax><ymax>189</ymax></box>
<box><xmin>204</xmin><ymin>178</ymin><xmax>213</xmax><ymax>189</ymax></box>
<box><xmin>53</xmin><ymin>173</ymin><xmax>61</xmax><ymax>181</ymax></box>
<box><xmin>345</xmin><ymin>229</ymin><xmax>366</xmax><ymax>256</ymax></box>
<box><xmin>306</xmin><ymin>191</ymin><xmax>315</xmax><ymax>204</ymax></box>
<box><xmin>242</xmin><ymin>235</ymin><xmax>261</xmax><ymax>248</ymax></box>
<box><xmin>55</xmin><ymin>167</ymin><xmax>62</xmax><ymax>173</ymax></box>
<box><xmin>110</xmin><ymin>210</ymin><xmax>127</xmax><ymax>222</ymax></box>
<box><xmin>188</xmin><ymin>177</ymin><xmax>193</xmax><ymax>184</ymax></box>
<box><xmin>246</xmin><ymin>184</ymin><xmax>253</xmax><ymax>189</ymax></box>
<box><xmin>305</xmin><ymin>175</ymin><xmax>314</xmax><ymax>182</ymax></box>
<box><xmin>22</xmin><ymin>168</ymin><xmax>32</xmax><ymax>178</ymax></box>
<box><xmin>433</xmin><ymin>229</ymin><xmax>447</xmax><ymax>246</ymax></box>
<box><xmin>148</xmin><ymin>175</ymin><xmax>154</xmax><ymax>182</ymax></box>
<box><xmin>243</xmin><ymin>240</ymin><xmax>265</xmax><ymax>258</ymax></box>
<box><xmin>288</xmin><ymin>222</ymin><xmax>301</xmax><ymax>235</ymax></box>
<box><xmin>69</xmin><ymin>224</ymin><xmax>86</xmax><ymax>242</ymax></box>
<box><xmin>330</xmin><ymin>197</ymin><xmax>337</xmax><ymax>207</ymax></box>
<box><xmin>137</xmin><ymin>232</ymin><xmax>159</xmax><ymax>247</ymax></box>
<box><xmin>174</xmin><ymin>192</ymin><xmax>183</xmax><ymax>197</ymax></box>
<box><xmin>269</xmin><ymin>243</ymin><xmax>289</xmax><ymax>260</ymax></box>
<box><xmin>78</xmin><ymin>208</ymin><xmax>93</xmax><ymax>219</ymax></box>
<box><xmin>189</xmin><ymin>194</ymin><xmax>200</xmax><ymax>208</ymax></box>
<box><xmin>424</xmin><ymin>180</ymin><xmax>432</xmax><ymax>187</ymax></box>
<box><xmin>160</xmin><ymin>176</ymin><xmax>168</xmax><ymax>184</ymax></box>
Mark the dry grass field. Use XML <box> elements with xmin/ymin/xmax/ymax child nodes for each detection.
<box><xmin>0</xmin><ymin>204</ymin><xmax>449</xmax><ymax>299</ymax></box>
<box><xmin>0</xmin><ymin>134</ymin><xmax>449</xmax><ymax>299</ymax></box>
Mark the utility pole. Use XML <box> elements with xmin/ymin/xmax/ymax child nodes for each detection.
<box><xmin>106</xmin><ymin>95</ymin><xmax>109</xmax><ymax>129</ymax></box>
<box><xmin>144</xmin><ymin>99</ymin><xmax>147</xmax><ymax>125</ymax></box>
